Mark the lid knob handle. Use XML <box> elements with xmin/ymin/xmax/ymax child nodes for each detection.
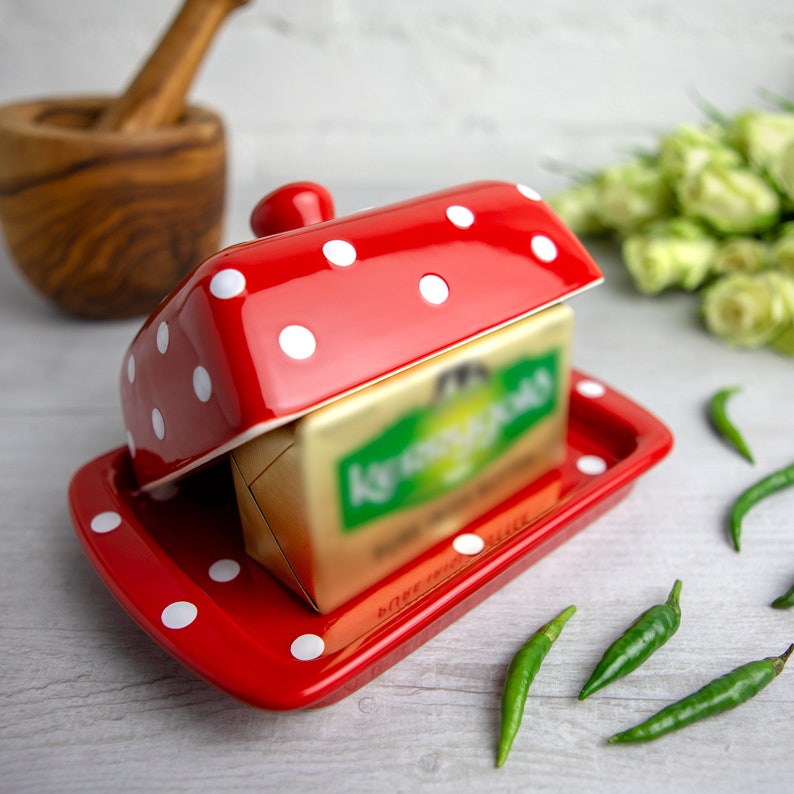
<box><xmin>250</xmin><ymin>182</ymin><xmax>335</xmax><ymax>238</ymax></box>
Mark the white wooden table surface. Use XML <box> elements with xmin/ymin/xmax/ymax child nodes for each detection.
<box><xmin>2</xmin><ymin>184</ymin><xmax>793</xmax><ymax>794</ymax></box>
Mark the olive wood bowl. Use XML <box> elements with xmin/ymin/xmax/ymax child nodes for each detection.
<box><xmin>0</xmin><ymin>96</ymin><xmax>225</xmax><ymax>318</ymax></box>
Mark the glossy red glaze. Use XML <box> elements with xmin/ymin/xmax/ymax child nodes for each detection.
<box><xmin>70</xmin><ymin>372</ymin><xmax>673</xmax><ymax>711</ymax></box>
<box><xmin>120</xmin><ymin>181</ymin><xmax>603</xmax><ymax>490</ymax></box>
<box><xmin>249</xmin><ymin>181</ymin><xmax>335</xmax><ymax>238</ymax></box>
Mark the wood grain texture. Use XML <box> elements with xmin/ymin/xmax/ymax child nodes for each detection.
<box><xmin>1</xmin><ymin>187</ymin><xmax>792</xmax><ymax>793</ymax></box>
<box><xmin>0</xmin><ymin>97</ymin><xmax>225</xmax><ymax>318</ymax></box>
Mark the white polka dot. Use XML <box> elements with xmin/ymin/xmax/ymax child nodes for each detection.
<box><xmin>152</xmin><ymin>408</ymin><xmax>165</xmax><ymax>440</ymax></box>
<box><xmin>156</xmin><ymin>322</ymin><xmax>169</xmax><ymax>354</ymax></box>
<box><xmin>149</xmin><ymin>483</ymin><xmax>179</xmax><ymax>502</ymax></box>
<box><xmin>193</xmin><ymin>366</ymin><xmax>212</xmax><ymax>402</ymax></box>
<box><xmin>90</xmin><ymin>511</ymin><xmax>122</xmax><ymax>534</ymax></box>
<box><xmin>126</xmin><ymin>431</ymin><xmax>136</xmax><ymax>458</ymax></box>
<box><xmin>453</xmin><ymin>533</ymin><xmax>485</xmax><ymax>555</ymax></box>
<box><xmin>419</xmin><ymin>274</ymin><xmax>449</xmax><ymax>305</ymax></box>
<box><xmin>531</xmin><ymin>235</ymin><xmax>558</xmax><ymax>263</ymax></box>
<box><xmin>210</xmin><ymin>269</ymin><xmax>246</xmax><ymax>299</ymax></box>
<box><xmin>127</xmin><ymin>355</ymin><xmax>136</xmax><ymax>384</ymax></box>
<box><xmin>446</xmin><ymin>205</ymin><xmax>475</xmax><ymax>229</ymax></box>
<box><xmin>323</xmin><ymin>239</ymin><xmax>357</xmax><ymax>267</ymax></box>
<box><xmin>161</xmin><ymin>601</ymin><xmax>198</xmax><ymax>630</ymax></box>
<box><xmin>291</xmin><ymin>634</ymin><xmax>325</xmax><ymax>661</ymax></box>
<box><xmin>517</xmin><ymin>184</ymin><xmax>542</xmax><ymax>201</ymax></box>
<box><xmin>576</xmin><ymin>379</ymin><xmax>606</xmax><ymax>398</ymax></box>
<box><xmin>279</xmin><ymin>325</ymin><xmax>316</xmax><ymax>360</ymax></box>
<box><xmin>577</xmin><ymin>455</ymin><xmax>608</xmax><ymax>475</ymax></box>
<box><xmin>209</xmin><ymin>559</ymin><xmax>241</xmax><ymax>582</ymax></box>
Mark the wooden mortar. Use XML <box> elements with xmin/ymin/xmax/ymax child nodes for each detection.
<box><xmin>0</xmin><ymin>0</ymin><xmax>249</xmax><ymax>319</ymax></box>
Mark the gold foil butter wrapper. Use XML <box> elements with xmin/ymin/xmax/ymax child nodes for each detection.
<box><xmin>231</xmin><ymin>304</ymin><xmax>573</xmax><ymax>613</ymax></box>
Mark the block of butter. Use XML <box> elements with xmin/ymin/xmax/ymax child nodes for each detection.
<box><xmin>231</xmin><ymin>304</ymin><xmax>572</xmax><ymax>613</ymax></box>
<box><xmin>118</xmin><ymin>180</ymin><xmax>603</xmax><ymax>614</ymax></box>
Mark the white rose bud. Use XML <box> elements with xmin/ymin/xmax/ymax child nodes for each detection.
<box><xmin>777</xmin><ymin>139</ymin><xmax>794</xmax><ymax>204</ymax></box>
<box><xmin>593</xmin><ymin>158</ymin><xmax>672</xmax><ymax>235</ymax></box>
<box><xmin>713</xmin><ymin>237</ymin><xmax>770</xmax><ymax>275</ymax></box>
<box><xmin>547</xmin><ymin>181</ymin><xmax>606</xmax><ymax>238</ymax></box>
<box><xmin>659</xmin><ymin>123</ymin><xmax>742</xmax><ymax>185</ymax></box>
<box><xmin>770</xmin><ymin>221</ymin><xmax>794</xmax><ymax>274</ymax></box>
<box><xmin>622</xmin><ymin>218</ymin><xmax>718</xmax><ymax>295</ymax></box>
<box><xmin>733</xmin><ymin>109</ymin><xmax>794</xmax><ymax>200</ymax></box>
<box><xmin>701</xmin><ymin>270</ymin><xmax>794</xmax><ymax>350</ymax></box>
<box><xmin>676</xmin><ymin>163</ymin><xmax>780</xmax><ymax>235</ymax></box>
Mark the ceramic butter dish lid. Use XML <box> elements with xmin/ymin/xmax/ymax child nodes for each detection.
<box><xmin>120</xmin><ymin>180</ymin><xmax>603</xmax><ymax>490</ymax></box>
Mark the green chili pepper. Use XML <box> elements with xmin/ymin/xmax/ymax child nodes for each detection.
<box><xmin>496</xmin><ymin>604</ymin><xmax>576</xmax><ymax>768</ymax></box>
<box><xmin>771</xmin><ymin>582</ymin><xmax>794</xmax><ymax>609</ymax></box>
<box><xmin>730</xmin><ymin>461</ymin><xmax>794</xmax><ymax>551</ymax></box>
<box><xmin>608</xmin><ymin>643</ymin><xmax>793</xmax><ymax>744</ymax></box>
<box><xmin>708</xmin><ymin>386</ymin><xmax>754</xmax><ymax>463</ymax></box>
<box><xmin>579</xmin><ymin>580</ymin><xmax>682</xmax><ymax>700</ymax></box>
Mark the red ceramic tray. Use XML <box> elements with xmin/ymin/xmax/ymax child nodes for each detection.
<box><xmin>69</xmin><ymin>371</ymin><xmax>672</xmax><ymax>711</ymax></box>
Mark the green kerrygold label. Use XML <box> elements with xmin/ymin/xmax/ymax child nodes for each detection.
<box><xmin>338</xmin><ymin>350</ymin><xmax>560</xmax><ymax>531</ymax></box>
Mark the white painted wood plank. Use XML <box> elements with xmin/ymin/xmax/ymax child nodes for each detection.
<box><xmin>1</xmin><ymin>187</ymin><xmax>792</xmax><ymax>793</ymax></box>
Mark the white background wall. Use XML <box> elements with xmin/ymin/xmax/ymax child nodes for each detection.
<box><xmin>2</xmin><ymin>0</ymin><xmax>793</xmax><ymax>198</ymax></box>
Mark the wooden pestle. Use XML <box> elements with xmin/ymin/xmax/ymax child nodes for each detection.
<box><xmin>95</xmin><ymin>0</ymin><xmax>250</xmax><ymax>132</ymax></box>
<box><xmin>0</xmin><ymin>0</ymin><xmax>250</xmax><ymax>317</ymax></box>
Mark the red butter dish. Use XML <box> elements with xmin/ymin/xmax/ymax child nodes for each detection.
<box><xmin>69</xmin><ymin>371</ymin><xmax>672</xmax><ymax>711</ymax></box>
<box><xmin>69</xmin><ymin>180</ymin><xmax>672</xmax><ymax>709</ymax></box>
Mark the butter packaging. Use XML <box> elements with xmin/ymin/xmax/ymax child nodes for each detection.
<box><xmin>231</xmin><ymin>304</ymin><xmax>573</xmax><ymax>613</ymax></box>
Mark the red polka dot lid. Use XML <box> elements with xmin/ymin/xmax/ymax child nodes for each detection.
<box><xmin>120</xmin><ymin>180</ymin><xmax>603</xmax><ymax>490</ymax></box>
